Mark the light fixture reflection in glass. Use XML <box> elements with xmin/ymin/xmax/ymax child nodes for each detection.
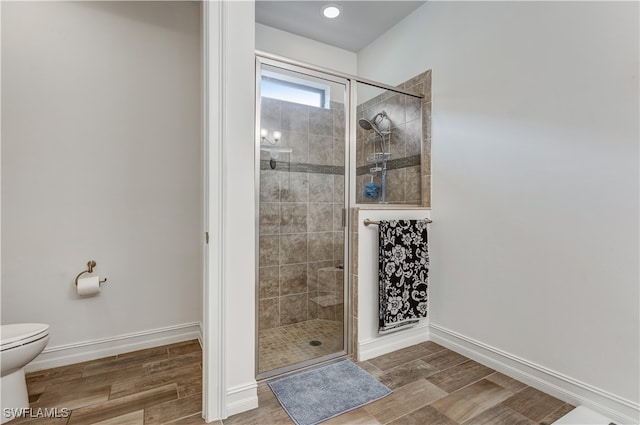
<box><xmin>260</xmin><ymin>129</ymin><xmax>281</xmax><ymax>145</ymax></box>
<box><xmin>322</xmin><ymin>4</ymin><xmax>341</xmax><ymax>19</ymax></box>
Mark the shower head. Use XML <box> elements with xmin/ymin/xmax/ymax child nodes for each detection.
<box><xmin>359</xmin><ymin>111</ymin><xmax>388</xmax><ymax>137</ymax></box>
<box><xmin>358</xmin><ymin>118</ymin><xmax>375</xmax><ymax>131</ymax></box>
<box><xmin>359</xmin><ymin>117</ymin><xmax>383</xmax><ymax>137</ymax></box>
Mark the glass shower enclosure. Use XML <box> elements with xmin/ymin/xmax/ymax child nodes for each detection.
<box><xmin>255</xmin><ymin>56</ymin><xmax>350</xmax><ymax>378</ymax></box>
<box><xmin>255</xmin><ymin>53</ymin><xmax>425</xmax><ymax>379</ymax></box>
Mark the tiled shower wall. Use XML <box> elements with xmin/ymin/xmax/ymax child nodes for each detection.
<box><xmin>356</xmin><ymin>70</ymin><xmax>432</xmax><ymax>206</ymax></box>
<box><xmin>350</xmin><ymin>70</ymin><xmax>432</xmax><ymax>357</ymax></box>
<box><xmin>258</xmin><ymin>98</ymin><xmax>346</xmax><ymax>330</ymax></box>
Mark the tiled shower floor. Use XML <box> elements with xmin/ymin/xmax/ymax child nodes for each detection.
<box><xmin>258</xmin><ymin>319</ymin><xmax>343</xmax><ymax>374</ymax></box>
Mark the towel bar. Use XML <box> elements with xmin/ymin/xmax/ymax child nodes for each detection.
<box><xmin>363</xmin><ymin>218</ymin><xmax>432</xmax><ymax>226</ymax></box>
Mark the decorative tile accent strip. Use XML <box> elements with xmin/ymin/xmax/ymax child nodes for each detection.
<box><xmin>262</xmin><ymin>154</ymin><xmax>418</xmax><ymax>176</ymax></box>
<box><xmin>356</xmin><ymin>154</ymin><xmax>421</xmax><ymax>176</ymax></box>
<box><xmin>260</xmin><ymin>159</ymin><xmax>344</xmax><ymax>175</ymax></box>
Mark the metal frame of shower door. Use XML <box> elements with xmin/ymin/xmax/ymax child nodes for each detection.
<box><xmin>255</xmin><ymin>50</ymin><xmax>425</xmax><ymax>99</ymax></box>
<box><xmin>254</xmin><ymin>54</ymin><xmax>353</xmax><ymax>380</ymax></box>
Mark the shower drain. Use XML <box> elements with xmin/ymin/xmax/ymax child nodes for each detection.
<box><xmin>309</xmin><ymin>340</ymin><xmax>322</xmax><ymax>346</ymax></box>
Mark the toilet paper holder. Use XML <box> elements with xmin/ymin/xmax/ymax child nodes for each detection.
<box><xmin>75</xmin><ymin>260</ymin><xmax>108</xmax><ymax>286</ymax></box>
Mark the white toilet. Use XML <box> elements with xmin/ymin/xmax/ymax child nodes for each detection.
<box><xmin>1</xmin><ymin>323</ymin><xmax>49</xmax><ymax>424</ymax></box>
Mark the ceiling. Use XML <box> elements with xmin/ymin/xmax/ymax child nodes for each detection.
<box><xmin>255</xmin><ymin>1</ymin><xmax>426</xmax><ymax>52</ymax></box>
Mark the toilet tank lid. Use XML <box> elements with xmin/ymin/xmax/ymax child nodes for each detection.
<box><xmin>1</xmin><ymin>323</ymin><xmax>49</xmax><ymax>345</ymax></box>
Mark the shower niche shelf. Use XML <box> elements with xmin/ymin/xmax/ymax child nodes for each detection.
<box><xmin>367</xmin><ymin>152</ymin><xmax>391</xmax><ymax>163</ymax></box>
<box><xmin>310</xmin><ymin>294</ymin><xmax>343</xmax><ymax>307</ymax></box>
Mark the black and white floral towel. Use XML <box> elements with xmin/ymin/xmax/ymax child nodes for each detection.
<box><xmin>378</xmin><ymin>219</ymin><xmax>429</xmax><ymax>332</ymax></box>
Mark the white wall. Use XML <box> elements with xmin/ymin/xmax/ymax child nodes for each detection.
<box><xmin>256</xmin><ymin>23</ymin><xmax>357</xmax><ymax>75</ymax></box>
<box><xmin>219</xmin><ymin>0</ymin><xmax>257</xmax><ymax>415</ymax></box>
<box><xmin>1</xmin><ymin>1</ymin><xmax>202</xmax><ymax>358</ymax></box>
<box><xmin>358</xmin><ymin>0</ymin><xmax>639</xmax><ymax>420</ymax></box>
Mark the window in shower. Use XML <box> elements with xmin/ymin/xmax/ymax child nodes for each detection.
<box><xmin>261</xmin><ymin>70</ymin><xmax>330</xmax><ymax>109</ymax></box>
<box><xmin>256</xmin><ymin>58</ymin><xmax>349</xmax><ymax>378</ymax></box>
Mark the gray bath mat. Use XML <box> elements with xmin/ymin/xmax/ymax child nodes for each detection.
<box><xmin>268</xmin><ymin>359</ymin><xmax>392</xmax><ymax>425</ymax></box>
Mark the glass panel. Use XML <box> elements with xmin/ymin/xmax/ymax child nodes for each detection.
<box><xmin>355</xmin><ymin>81</ymin><xmax>423</xmax><ymax>205</ymax></box>
<box><xmin>257</xmin><ymin>63</ymin><xmax>347</xmax><ymax>376</ymax></box>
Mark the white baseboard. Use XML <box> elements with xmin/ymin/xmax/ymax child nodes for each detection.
<box><xmin>357</xmin><ymin>322</ymin><xmax>430</xmax><ymax>361</ymax></box>
<box><xmin>197</xmin><ymin>321</ymin><xmax>203</xmax><ymax>348</ymax></box>
<box><xmin>429</xmin><ymin>323</ymin><xmax>640</xmax><ymax>425</ymax></box>
<box><xmin>226</xmin><ymin>381</ymin><xmax>258</xmax><ymax>417</ymax></box>
<box><xmin>26</xmin><ymin>322</ymin><xmax>202</xmax><ymax>372</ymax></box>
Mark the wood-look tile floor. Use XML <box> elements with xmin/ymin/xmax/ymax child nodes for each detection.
<box><xmin>19</xmin><ymin>340</ymin><xmax>203</xmax><ymax>425</ymax></box>
<box><xmin>19</xmin><ymin>340</ymin><xmax>574</xmax><ymax>425</ymax></box>
<box><xmin>225</xmin><ymin>341</ymin><xmax>575</xmax><ymax>425</ymax></box>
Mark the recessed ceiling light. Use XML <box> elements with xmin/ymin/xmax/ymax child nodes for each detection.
<box><xmin>322</xmin><ymin>4</ymin><xmax>341</xmax><ymax>19</ymax></box>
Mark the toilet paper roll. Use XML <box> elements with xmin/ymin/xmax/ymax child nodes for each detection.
<box><xmin>77</xmin><ymin>275</ymin><xmax>100</xmax><ymax>296</ymax></box>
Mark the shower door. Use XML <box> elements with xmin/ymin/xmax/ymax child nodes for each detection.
<box><xmin>255</xmin><ymin>56</ymin><xmax>350</xmax><ymax>378</ymax></box>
